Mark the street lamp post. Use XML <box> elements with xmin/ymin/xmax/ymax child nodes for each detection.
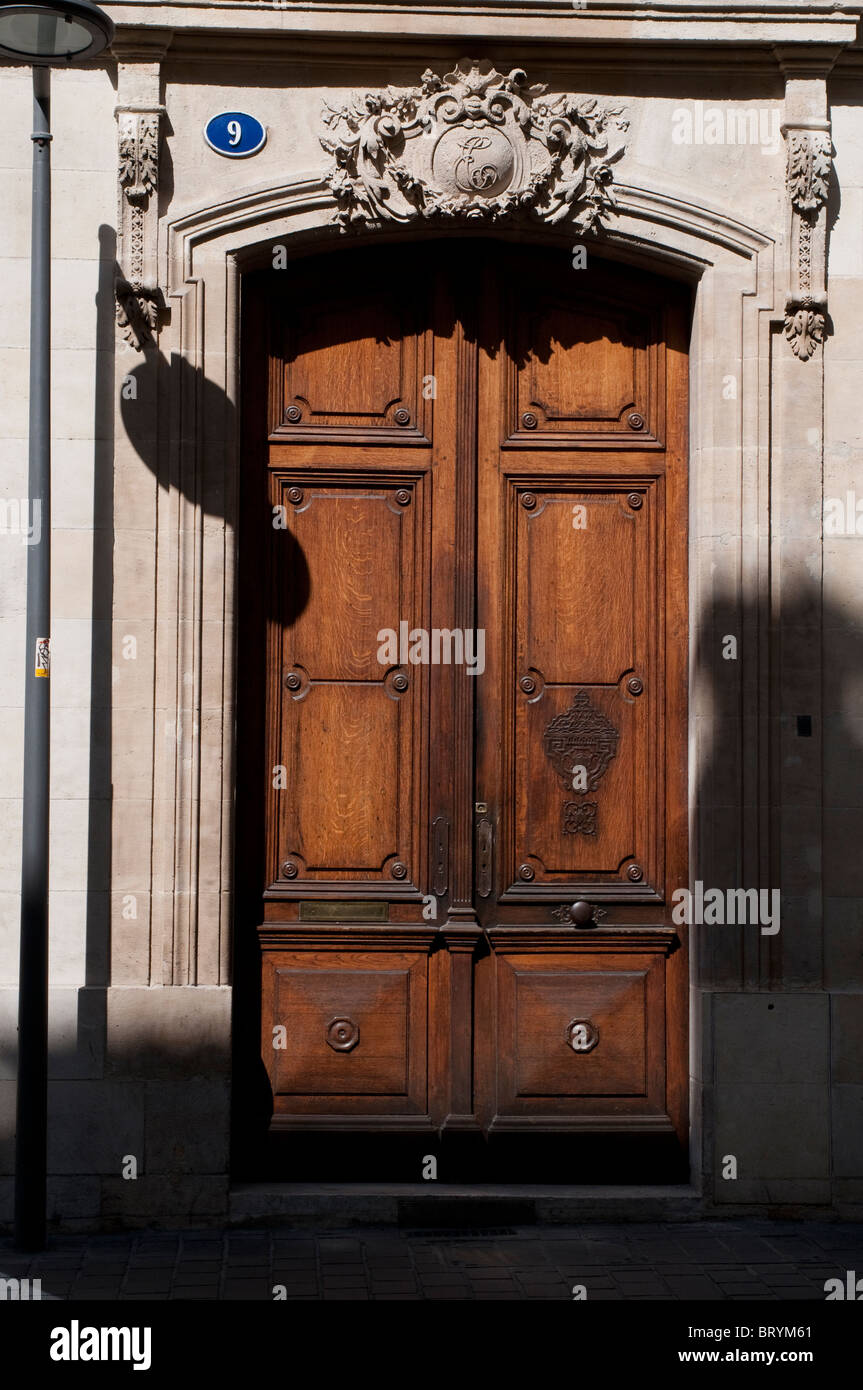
<box><xmin>0</xmin><ymin>0</ymin><xmax>114</xmax><ymax>1252</ymax></box>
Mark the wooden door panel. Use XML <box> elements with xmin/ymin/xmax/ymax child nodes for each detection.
<box><xmin>263</xmin><ymin>947</ymin><xmax>429</xmax><ymax>1123</ymax></box>
<box><xmin>518</xmin><ymin>489</ymin><xmax>641</xmax><ymax>682</ymax></box>
<box><xmin>503</xmin><ymin>279</ymin><xmax>664</xmax><ymax>447</ymax></box>
<box><xmin>287</xmin><ymin>686</ymin><xmax>398</xmax><ymax>869</ymax></box>
<box><xmin>507</xmin><ymin>477</ymin><xmax>661</xmax><ymax>896</ymax></box>
<box><xmin>274</xmin><ymin>969</ymin><xmax>410</xmax><ymax>1096</ymax></box>
<box><xmin>490</xmin><ymin>947</ymin><xmax>670</xmax><ymax>1127</ymax></box>
<box><xmin>513</xmin><ymin>970</ymin><xmax>649</xmax><ymax>1098</ymax></box>
<box><xmin>271</xmin><ymin>254</ymin><xmax>434</xmax><ymax>444</ymax></box>
<box><xmin>267</xmin><ymin>473</ymin><xmax>426</xmax><ymax>893</ymax></box>
<box><xmin>279</xmin><ymin>486</ymin><xmax>406</xmax><ymax>680</ymax></box>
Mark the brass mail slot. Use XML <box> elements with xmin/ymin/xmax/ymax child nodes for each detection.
<box><xmin>299</xmin><ymin>901</ymin><xmax>388</xmax><ymax>922</ymax></box>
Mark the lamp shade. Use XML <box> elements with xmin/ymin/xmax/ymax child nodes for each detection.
<box><xmin>0</xmin><ymin>0</ymin><xmax>113</xmax><ymax>63</ymax></box>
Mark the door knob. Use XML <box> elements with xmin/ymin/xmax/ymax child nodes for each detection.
<box><xmin>567</xmin><ymin>900</ymin><xmax>601</xmax><ymax>928</ymax></box>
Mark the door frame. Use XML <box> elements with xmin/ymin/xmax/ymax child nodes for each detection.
<box><xmin>152</xmin><ymin>180</ymin><xmax>778</xmax><ymax>1191</ymax></box>
<box><xmin>235</xmin><ymin>241</ymin><xmax>690</xmax><ymax>1169</ymax></box>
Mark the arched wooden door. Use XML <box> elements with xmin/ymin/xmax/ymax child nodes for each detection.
<box><xmin>237</xmin><ymin>239</ymin><xmax>690</xmax><ymax>1179</ymax></box>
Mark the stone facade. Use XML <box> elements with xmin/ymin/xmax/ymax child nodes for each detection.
<box><xmin>1</xmin><ymin>0</ymin><xmax>863</xmax><ymax>1228</ymax></box>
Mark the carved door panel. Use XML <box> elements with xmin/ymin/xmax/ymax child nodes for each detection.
<box><xmin>473</xmin><ymin>247</ymin><xmax>689</xmax><ymax>1140</ymax></box>
<box><xmin>242</xmin><ymin>241</ymin><xmax>689</xmax><ymax>1166</ymax></box>
<box><xmin>248</xmin><ymin>245</ymin><xmax>467</xmax><ymax>1135</ymax></box>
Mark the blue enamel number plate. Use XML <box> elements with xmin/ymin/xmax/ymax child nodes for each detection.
<box><xmin>204</xmin><ymin>112</ymin><xmax>267</xmax><ymax>158</ymax></box>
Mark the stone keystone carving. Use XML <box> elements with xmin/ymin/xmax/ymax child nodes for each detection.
<box><xmin>320</xmin><ymin>57</ymin><xmax>628</xmax><ymax>233</ymax></box>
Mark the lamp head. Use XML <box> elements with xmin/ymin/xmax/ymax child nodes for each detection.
<box><xmin>0</xmin><ymin>0</ymin><xmax>114</xmax><ymax>64</ymax></box>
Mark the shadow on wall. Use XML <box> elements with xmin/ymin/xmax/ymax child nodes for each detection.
<box><xmin>690</xmin><ymin>573</ymin><xmax>863</xmax><ymax>1196</ymax></box>
<box><xmin>693</xmin><ymin>577</ymin><xmax>863</xmax><ymax>993</ymax></box>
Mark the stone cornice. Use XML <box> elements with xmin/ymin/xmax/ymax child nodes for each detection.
<box><xmin>102</xmin><ymin>2</ymin><xmax>862</xmax><ymax>54</ymax></box>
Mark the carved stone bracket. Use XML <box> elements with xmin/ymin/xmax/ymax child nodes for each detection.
<box><xmin>116</xmin><ymin>106</ymin><xmax>166</xmax><ymax>350</ymax></box>
<box><xmin>320</xmin><ymin>57</ymin><xmax>628</xmax><ymax>234</ymax></box>
<box><xmin>782</xmin><ymin>125</ymin><xmax>832</xmax><ymax>361</ymax></box>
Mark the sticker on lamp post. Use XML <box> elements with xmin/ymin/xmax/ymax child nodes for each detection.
<box><xmin>204</xmin><ymin>112</ymin><xmax>267</xmax><ymax>158</ymax></box>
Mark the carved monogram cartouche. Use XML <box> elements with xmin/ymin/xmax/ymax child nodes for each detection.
<box><xmin>321</xmin><ymin>58</ymin><xmax>628</xmax><ymax>233</ymax></box>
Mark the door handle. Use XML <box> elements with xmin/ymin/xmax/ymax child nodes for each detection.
<box><xmin>476</xmin><ymin>814</ymin><xmax>493</xmax><ymax>898</ymax></box>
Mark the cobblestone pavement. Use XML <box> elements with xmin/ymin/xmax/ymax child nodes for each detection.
<box><xmin>2</xmin><ymin>1221</ymin><xmax>862</xmax><ymax>1300</ymax></box>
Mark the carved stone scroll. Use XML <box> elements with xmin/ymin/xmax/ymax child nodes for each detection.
<box><xmin>320</xmin><ymin>57</ymin><xmax>628</xmax><ymax>235</ymax></box>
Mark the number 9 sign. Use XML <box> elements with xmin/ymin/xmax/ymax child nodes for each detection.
<box><xmin>204</xmin><ymin>111</ymin><xmax>267</xmax><ymax>158</ymax></box>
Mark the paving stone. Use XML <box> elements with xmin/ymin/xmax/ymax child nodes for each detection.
<box><xmin>662</xmin><ymin>1275</ymin><xmax>724</xmax><ymax>1299</ymax></box>
<box><xmin>514</xmin><ymin>1278</ymin><xmax>569</xmax><ymax>1289</ymax></box>
<box><xmin>761</xmin><ymin>1272</ymin><xmax>822</xmax><ymax>1286</ymax></box>
<box><xmin>717</xmin><ymin>1283</ymin><xmax>777</xmax><ymax>1296</ymax></box>
<box><xmin>2</xmin><ymin>1219</ymin><xmax>855</xmax><ymax>1301</ymax></box>
<box><xmin>611</xmin><ymin>1285</ymin><xmax>668</xmax><ymax>1297</ymax></box>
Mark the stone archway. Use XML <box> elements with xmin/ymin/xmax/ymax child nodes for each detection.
<box><xmin>110</xmin><ymin>77</ymin><xmax>782</xmax><ymax>1197</ymax></box>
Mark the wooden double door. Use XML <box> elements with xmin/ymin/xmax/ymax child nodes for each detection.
<box><xmin>238</xmin><ymin>239</ymin><xmax>690</xmax><ymax>1178</ymax></box>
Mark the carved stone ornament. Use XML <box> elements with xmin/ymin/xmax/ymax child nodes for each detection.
<box><xmin>784</xmin><ymin>301</ymin><xmax>825</xmax><ymax>361</ymax></box>
<box><xmin>783</xmin><ymin>128</ymin><xmax>832</xmax><ymax>362</ymax></box>
<box><xmin>786</xmin><ymin>128</ymin><xmax>831</xmax><ymax>215</ymax></box>
<box><xmin>118</xmin><ymin>111</ymin><xmax>159</xmax><ymax>204</ymax></box>
<box><xmin>320</xmin><ymin>57</ymin><xmax>628</xmax><ymax>233</ymax></box>
<box><xmin>115</xmin><ymin>279</ymin><xmax>162</xmax><ymax>347</ymax></box>
<box><xmin>116</xmin><ymin>110</ymin><xmax>164</xmax><ymax>350</ymax></box>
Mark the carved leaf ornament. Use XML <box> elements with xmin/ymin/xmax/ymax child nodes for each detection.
<box><xmin>321</xmin><ymin>58</ymin><xmax>628</xmax><ymax>233</ymax></box>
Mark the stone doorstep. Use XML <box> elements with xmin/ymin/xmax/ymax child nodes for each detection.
<box><xmin>228</xmin><ymin>1182</ymin><xmax>703</xmax><ymax>1228</ymax></box>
